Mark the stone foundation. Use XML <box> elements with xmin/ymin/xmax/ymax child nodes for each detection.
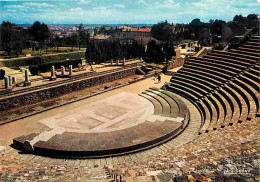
<box><xmin>0</xmin><ymin>67</ymin><xmax>137</xmax><ymax>111</ymax></box>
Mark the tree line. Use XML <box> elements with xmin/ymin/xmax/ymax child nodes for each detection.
<box><xmin>85</xmin><ymin>39</ymin><xmax>175</xmax><ymax>64</ymax></box>
<box><xmin>0</xmin><ymin>21</ymin><xmax>87</xmax><ymax>57</ymax></box>
<box><xmin>151</xmin><ymin>13</ymin><xmax>259</xmax><ymax>42</ymax></box>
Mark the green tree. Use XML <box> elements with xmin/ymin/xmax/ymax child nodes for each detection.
<box><xmin>1</xmin><ymin>21</ymin><xmax>14</xmax><ymax>55</ymax></box>
<box><xmin>30</xmin><ymin>21</ymin><xmax>50</xmax><ymax>50</ymax></box>
<box><xmin>53</xmin><ymin>35</ymin><xmax>62</xmax><ymax>52</ymax></box>
<box><xmin>151</xmin><ymin>20</ymin><xmax>173</xmax><ymax>41</ymax></box>
<box><xmin>211</xmin><ymin>20</ymin><xmax>226</xmax><ymax>35</ymax></box>
<box><xmin>77</xmin><ymin>23</ymin><xmax>86</xmax><ymax>50</ymax></box>
<box><xmin>1</xmin><ymin>21</ymin><xmax>27</xmax><ymax>56</ymax></box>
<box><xmin>70</xmin><ymin>33</ymin><xmax>78</xmax><ymax>50</ymax></box>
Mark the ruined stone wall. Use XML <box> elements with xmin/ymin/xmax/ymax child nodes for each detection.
<box><xmin>167</xmin><ymin>57</ymin><xmax>185</xmax><ymax>70</ymax></box>
<box><xmin>0</xmin><ymin>68</ymin><xmax>137</xmax><ymax>111</ymax></box>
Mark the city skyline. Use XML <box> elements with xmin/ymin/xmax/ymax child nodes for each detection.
<box><xmin>1</xmin><ymin>0</ymin><xmax>259</xmax><ymax>24</ymax></box>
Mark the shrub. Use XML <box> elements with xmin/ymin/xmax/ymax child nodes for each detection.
<box><xmin>30</xmin><ymin>59</ymin><xmax>83</xmax><ymax>73</ymax></box>
<box><xmin>213</xmin><ymin>43</ymin><xmax>225</xmax><ymax>50</ymax></box>
<box><xmin>29</xmin><ymin>65</ymin><xmax>39</xmax><ymax>75</ymax></box>
<box><xmin>0</xmin><ymin>69</ymin><xmax>5</xmax><ymax>79</ymax></box>
<box><xmin>4</xmin><ymin>52</ymin><xmax>85</xmax><ymax>68</ymax></box>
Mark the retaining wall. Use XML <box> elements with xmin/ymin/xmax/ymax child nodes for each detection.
<box><xmin>0</xmin><ymin>67</ymin><xmax>137</xmax><ymax>111</ymax></box>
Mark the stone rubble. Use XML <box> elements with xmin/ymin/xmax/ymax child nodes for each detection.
<box><xmin>0</xmin><ymin>118</ymin><xmax>259</xmax><ymax>181</ymax></box>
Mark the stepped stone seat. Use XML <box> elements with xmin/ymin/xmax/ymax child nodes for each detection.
<box><xmin>170</xmin><ymin>79</ymin><xmax>208</xmax><ymax>96</ymax></box>
<box><xmin>139</xmin><ymin>93</ymin><xmax>162</xmax><ymax>115</ymax></box>
<box><xmin>182</xmin><ymin>64</ymin><xmax>230</xmax><ymax>81</ymax></box>
<box><xmin>230</xmin><ymin>82</ymin><xmax>255</xmax><ymax>119</ymax></box>
<box><xmin>141</xmin><ymin>88</ymin><xmax>191</xmax><ymax>130</ymax></box>
<box><xmin>238</xmin><ymin>47</ymin><xmax>259</xmax><ymax>54</ymax></box>
<box><xmin>195</xmin><ymin>56</ymin><xmax>250</xmax><ymax>70</ymax></box>
<box><xmin>169</xmin><ymin>82</ymin><xmax>203</xmax><ymax>99</ymax></box>
<box><xmin>167</xmin><ymin>84</ymin><xmax>216</xmax><ymax>131</ymax></box>
<box><xmin>151</xmin><ymin>89</ymin><xmax>190</xmax><ymax>119</ymax></box>
<box><xmin>187</xmin><ymin>58</ymin><xmax>242</xmax><ymax>73</ymax></box>
<box><xmin>178</xmin><ymin>69</ymin><xmax>222</xmax><ymax>86</ymax></box>
<box><xmin>147</xmin><ymin>89</ymin><xmax>180</xmax><ymax>118</ymax></box>
<box><xmin>237</xmin><ymin>76</ymin><xmax>260</xmax><ymax>115</ymax></box>
<box><xmin>187</xmin><ymin>59</ymin><xmax>242</xmax><ymax>73</ymax></box>
<box><xmin>218</xmin><ymin>89</ymin><xmax>240</xmax><ymax>125</ymax></box>
<box><xmin>250</xmin><ymin>64</ymin><xmax>260</xmax><ymax>73</ymax></box>
<box><xmin>197</xmin><ymin>101</ymin><xmax>211</xmax><ymax>133</ymax></box>
<box><xmin>246</xmin><ymin>42</ymin><xmax>260</xmax><ymax>46</ymax></box>
<box><xmin>250</xmin><ymin>36</ymin><xmax>260</xmax><ymax>40</ymax></box>
<box><xmin>167</xmin><ymin>85</ymin><xmax>198</xmax><ymax>102</ymax></box>
<box><xmin>223</xmin><ymin>85</ymin><xmax>248</xmax><ymax>123</ymax></box>
<box><xmin>223</xmin><ymin>50</ymin><xmax>259</xmax><ymax>60</ymax></box>
<box><xmin>183</xmin><ymin>64</ymin><xmax>232</xmax><ymax>81</ymax></box>
<box><xmin>243</xmin><ymin>71</ymin><xmax>259</xmax><ymax>83</ymax></box>
<box><xmin>206</xmin><ymin>52</ymin><xmax>255</xmax><ymax>66</ymax></box>
<box><xmin>171</xmin><ymin>75</ymin><xmax>212</xmax><ymax>93</ymax></box>
<box><xmin>174</xmin><ymin>72</ymin><xmax>218</xmax><ymax>89</ymax></box>
<box><xmin>142</xmin><ymin>91</ymin><xmax>171</xmax><ymax>117</ymax></box>
<box><xmin>211</xmin><ymin>49</ymin><xmax>259</xmax><ymax>60</ymax></box>
<box><xmin>167</xmin><ymin>38</ymin><xmax>259</xmax><ymax>132</ymax></box>
<box><xmin>214</xmin><ymin>92</ymin><xmax>232</xmax><ymax>127</ymax></box>
<box><xmin>202</xmin><ymin>98</ymin><xmax>218</xmax><ymax>130</ymax></box>
<box><xmin>208</xmin><ymin>95</ymin><xmax>224</xmax><ymax>128</ymax></box>
<box><xmin>169</xmin><ymin>75</ymin><xmax>228</xmax><ymax>131</ymax></box>
<box><xmin>185</xmin><ymin>60</ymin><xmax>240</xmax><ymax>75</ymax></box>
<box><xmin>243</xmin><ymin>44</ymin><xmax>260</xmax><ymax>50</ymax></box>
<box><xmin>248</xmin><ymin>67</ymin><xmax>259</xmax><ymax>77</ymax></box>
<box><xmin>165</xmin><ymin>85</ymin><xmax>212</xmax><ymax>132</ymax></box>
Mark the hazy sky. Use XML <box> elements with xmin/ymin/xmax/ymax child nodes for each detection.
<box><xmin>0</xmin><ymin>0</ymin><xmax>259</xmax><ymax>24</ymax></box>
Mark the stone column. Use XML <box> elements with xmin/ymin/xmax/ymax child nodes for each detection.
<box><xmin>51</xmin><ymin>66</ymin><xmax>55</xmax><ymax>77</ymax></box>
<box><xmin>4</xmin><ymin>76</ymin><xmax>9</xmax><ymax>89</ymax></box>
<box><xmin>69</xmin><ymin>65</ymin><xmax>73</xmax><ymax>76</ymax></box>
<box><xmin>50</xmin><ymin>66</ymin><xmax>57</xmax><ymax>81</ymax></box>
<box><xmin>61</xmin><ymin>66</ymin><xmax>65</xmax><ymax>76</ymax></box>
<box><xmin>123</xmin><ymin>58</ymin><xmax>126</xmax><ymax>65</ymax></box>
<box><xmin>116</xmin><ymin>60</ymin><xmax>119</xmax><ymax>65</ymax></box>
<box><xmin>8</xmin><ymin>76</ymin><xmax>12</xmax><ymax>86</ymax></box>
<box><xmin>24</xmin><ymin>69</ymin><xmax>31</xmax><ymax>86</ymax></box>
<box><xmin>111</xmin><ymin>59</ymin><xmax>113</xmax><ymax>64</ymax></box>
<box><xmin>25</xmin><ymin>69</ymin><xmax>29</xmax><ymax>82</ymax></box>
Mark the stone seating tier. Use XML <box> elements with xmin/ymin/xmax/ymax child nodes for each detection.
<box><xmin>167</xmin><ymin>37</ymin><xmax>259</xmax><ymax>133</ymax></box>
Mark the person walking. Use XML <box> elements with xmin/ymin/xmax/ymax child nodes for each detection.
<box><xmin>158</xmin><ymin>74</ymin><xmax>161</xmax><ymax>83</ymax></box>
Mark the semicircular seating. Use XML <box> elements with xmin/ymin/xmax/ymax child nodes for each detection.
<box><xmin>166</xmin><ymin>36</ymin><xmax>260</xmax><ymax>134</ymax></box>
<box><xmin>14</xmin><ymin>88</ymin><xmax>190</xmax><ymax>158</ymax></box>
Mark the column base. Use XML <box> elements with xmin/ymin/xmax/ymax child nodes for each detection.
<box><xmin>50</xmin><ymin>77</ymin><xmax>57</xmax><ymax>81</ymax></box>
<box><xmin>24</xmin><ymin>81</ymin><xmax>31</xmax><ymax>87</ymax></box>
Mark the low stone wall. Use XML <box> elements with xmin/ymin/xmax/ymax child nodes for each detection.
<box><xmin>194</xmin><ymin>47</ymin><xmax>208</xmax><ymax>57</ymax></box>
<box><xmin>0</xmin><ymin>67</ymin><xmax>137</xmax><ymax>111</ymax></box>
<box><xmin>167</xmin><ymin>57</ymin><xmax>185</xmax><ymax>70</ymax></box>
